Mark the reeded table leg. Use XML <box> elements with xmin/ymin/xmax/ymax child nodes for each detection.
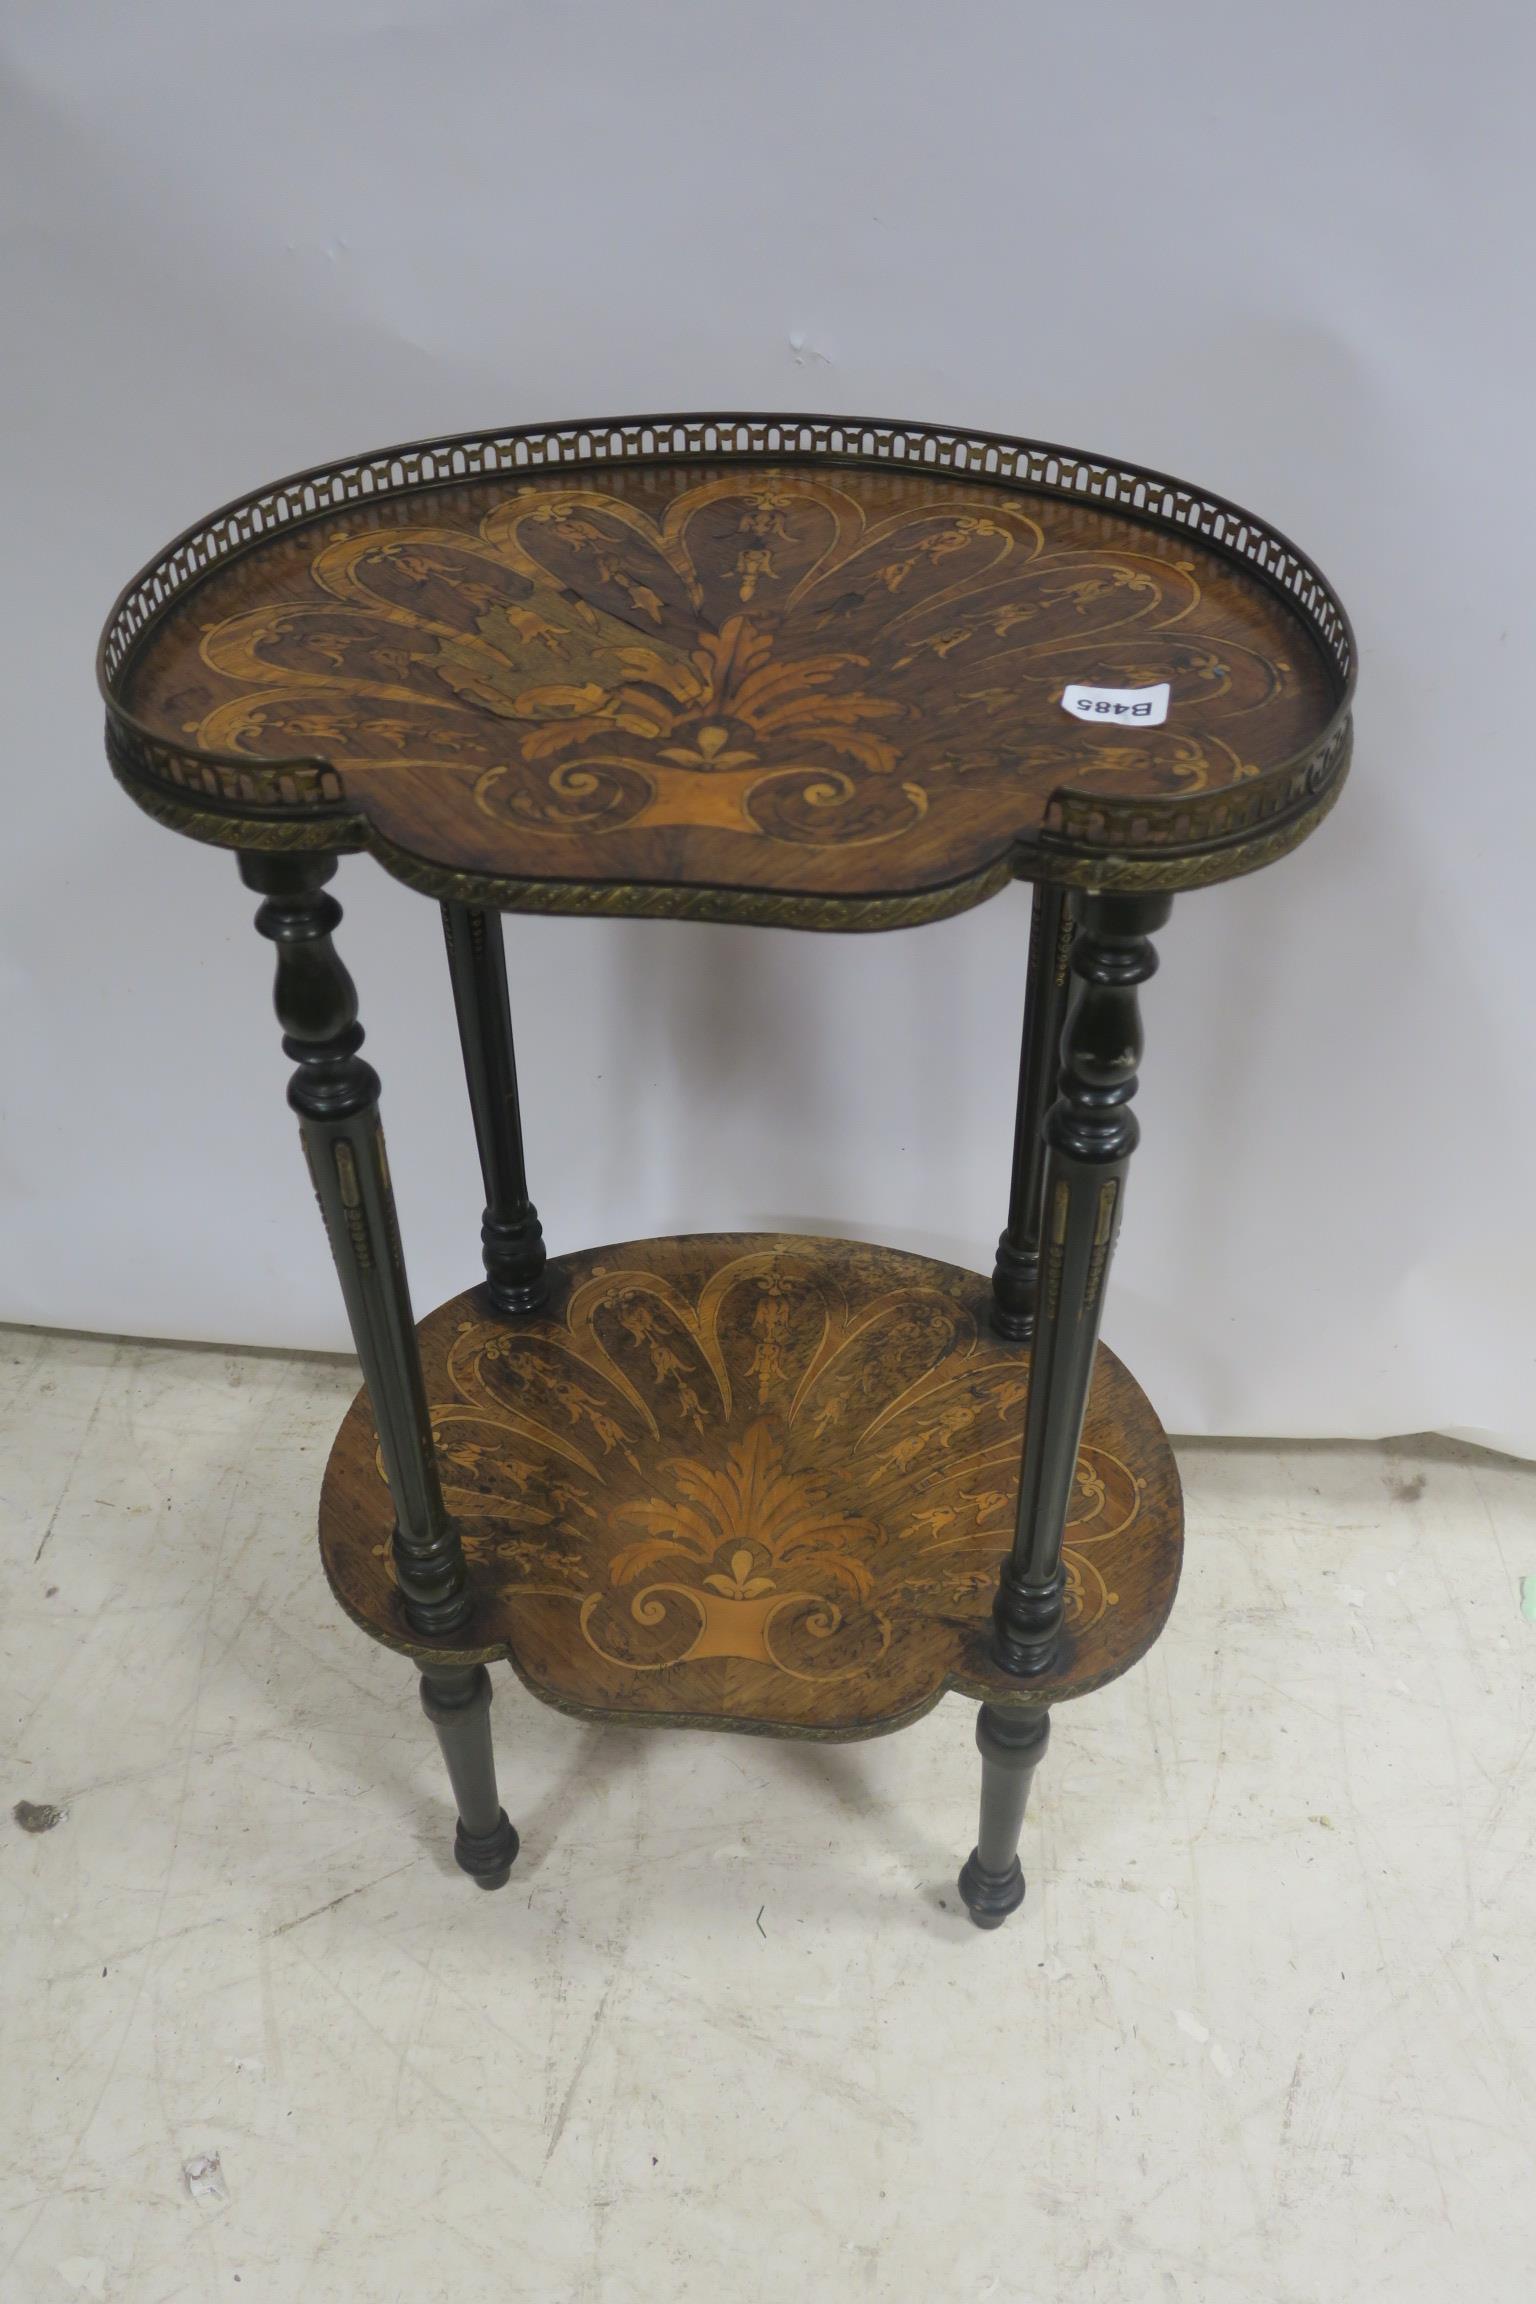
<box><xmin>958</xmin><ymin>1705</ymin><xmax>1050</xmax><ymax>1929</ymax></box>
<box><xmin>241</xmin><ymin>855</ymin><xmax>518</xmax><ymax>1886</ymax></box>
<box><xmin>991</xmin><ymin>883</ymin><xmax>1073</xmax><ymax>1340</ymax></box>
<box><xmin>420</xmin><ymin>1665</ymin><xmax>519</xmax><ymax>1889</ymax></box>
<box><xmin>991</xmin><ymin>889</ymin><xmax>1171</xmax><ymax>1678</ymax></box>
<box><xmin>963</xmin><ymin>889</ymin><xmax>1170</xmax><ymax>1926</ymax></box>
<box><xmin>441</xmin><ymin>901</ymin><xmax>547</xmax><ymax>1313</ymax></box>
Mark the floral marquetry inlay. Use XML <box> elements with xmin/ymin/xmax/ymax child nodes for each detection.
<box><xmin>318</xmin><ymin>1236</ymin><xmax>1184</xmax><ymax>1734</ymax></box>
<box><xmin>119</xmin><ymin>451</ymin><xmax>1345</xmax><ymax>912</ymax></box>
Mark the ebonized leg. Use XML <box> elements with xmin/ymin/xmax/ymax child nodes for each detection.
<box><xmin>992</xmin><ymin>883</ymin><xmax>1074</xmax><ymax>1340</ymax></box>
<box><xmin>958</xmin><ymin>1704</ymin><xmax>1050</xmax><ymax>1929</ymax></box>
<box><xmin>991</xmin><ymin>889</ymin><xmax>1171</xmax><ymax>1676</ymax></box>
<box><xmin>419</xmin><ymin>1664</ymin><xmax>519</xmax><ymax>1889</ymax></box>
<box><xmin>242</xmin><ymin>854</ymin><xmax>471</xmax><ymax>1640</ymax></box>
<box><xmin>441</xmin><ymin>901</ymin><xmax>547</xmax><ymax>1313</ymax></box>
<box><xmin>244</xmin><ymin>858</ymin><xmax>521</xmax><ymax>1886</ymax></box>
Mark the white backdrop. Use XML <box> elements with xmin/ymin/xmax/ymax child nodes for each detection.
<box><xmin>3</xmin><ymin>1</ymin><xmax>1533</xmax><ymax>1454</ymax></box>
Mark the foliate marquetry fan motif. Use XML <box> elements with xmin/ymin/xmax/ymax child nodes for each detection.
<box><xmin>119</xmin><ymin>457</ymin><xmax>1343</xmax><ymax>909</ymax></box>
<box><xmin>318</xmin><ymin>1237</ymin><xmax>1184</xmax><ymax>1734</ymax></box>
<box><xmin>185</xmin><ymin>469</ymin><xmax>1283</xmax><ymax>845</ymax></box>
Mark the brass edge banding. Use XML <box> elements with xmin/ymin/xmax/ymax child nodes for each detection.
<box><xmin>100</xmin><ymin>412</ymin><xmax>1355</xmax><ymax>910</ymax></box>
<box><xmin>107</xmin><ymin>745</ymin><xmax>1351</xmax><ymax>921</ymax></box>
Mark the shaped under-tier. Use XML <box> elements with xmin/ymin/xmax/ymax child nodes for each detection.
<box><xmin>319</xmin><ymin>1234</ymin><xmax>1183</xmax><ymax>1738</ymax></box>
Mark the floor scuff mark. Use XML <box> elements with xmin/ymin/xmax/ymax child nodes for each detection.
<box><xmin>13</xmin><ymin>1799</ymin><xmax>66</xmax><ymax>1833</ymax></box>
<box><xmin>183</xmin><ymin>2152</ymin><xmax>227</xmax><ymax>2203</ymax></box>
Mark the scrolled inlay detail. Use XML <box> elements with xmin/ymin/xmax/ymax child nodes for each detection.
<box><xmin>318</xmin><ymin>1233</ymin><xmax>1184</xmax><ymax>1735</ymax></box>
<box><xmin>105</xmin><ymin>422</ymin><xmax>1352</xmax><ymax>910</ymax></box>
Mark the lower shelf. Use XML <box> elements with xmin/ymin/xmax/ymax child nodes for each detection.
<box><xmin>318</xmin><ymin>1233</ymin><xmax>1183</xmax><ymax>1739</ymax></box>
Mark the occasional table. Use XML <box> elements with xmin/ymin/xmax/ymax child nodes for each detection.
<box><xmin>99</xmin><ymin>414</ymin><xmax>1353</xmax><ymax>1927</ymax></box>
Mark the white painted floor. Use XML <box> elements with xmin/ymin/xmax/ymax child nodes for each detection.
<box><xmin>2</xmin><ymin>1325</ymin><xmax>1533</xmax><ymax>2304</ymax></box>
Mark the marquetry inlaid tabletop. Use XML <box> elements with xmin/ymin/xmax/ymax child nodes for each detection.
<box><xmin>101</xmin><ymin>417</ymin><xmax>1353</xmax><ymax>926</ymax></box>
<box><xmin>318</xmin><ymin>1235</ymin><xmax>1184</xmax><ymax>1737</ymax></box>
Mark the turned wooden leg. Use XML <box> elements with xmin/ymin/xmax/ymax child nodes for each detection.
<box><xmin>243</xmin><ymin>859</ymin><xmax>529</xmax><ymax>1888</ymax></box>
<box><xmin>419</xmin><ymin>1664</ymin><xmax>519</xmax><ymax>1889</ymax></box>
<box><xmin>441</xmin><ymin>901</ymin><xmax>547</xmax><ymax>1313</ymax></box>
<box><xmin>242</xmin><ymin>854</ymin><xmax>471</xmax><ymax>1640</ymax></box>
<box><xmin>958</xmin><ymin>1705</ymin><xmax>1050</xmax><ymax>1929</ymax></box>
<box><xmin>992</xmin><ymin>883</ymin><xmax>1074</xmax><ymax>1340</ymax></box>
<box><xmin>992</xmin><ymin>889</ymin><xmax>1172</xmax><ymax>1676</ymax></box>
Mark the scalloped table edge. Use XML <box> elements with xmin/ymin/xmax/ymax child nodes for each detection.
<box><xmin>99</xmin><ymin>410</ymin><xmax>1356</xmax><ymax>919</ymax></box>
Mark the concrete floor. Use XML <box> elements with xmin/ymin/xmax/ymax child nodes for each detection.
<box><xmin>1</xmin><ymin>1325</ymin><xmax>1533</xmax><ymax>2304</ymax></box>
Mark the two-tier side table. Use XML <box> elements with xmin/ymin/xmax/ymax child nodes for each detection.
<box><xmin>99</xmin><ymin>414</ymin><xmax>1353</xmax><ymax>1928</ymax></box>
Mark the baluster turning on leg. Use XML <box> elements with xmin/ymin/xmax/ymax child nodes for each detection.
<box><xmin>441</xmin><ymin>901</ymin><xmax>547</xmax><ymax>1314</ymax></box>
<box><xmin>960</xmin><ymin>890</ymin><xmax>1169</xmax><ymax>1931</ymax></box>
<box><xmin>991</xmin><ymin>889</ymin><xmax>1171</xmax><ymax>1678</ymax></box>
<box><xmin>242</xmin><ymin>856</ymin><xmax>517</xmax><ymax>1889</ymax></box>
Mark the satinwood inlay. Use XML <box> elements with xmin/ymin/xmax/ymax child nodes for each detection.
<box><xmin>108</xmin><ymin>428</ymin><xmax>1350</xmax><ymax>918</ymax></box>
<box><xmin>318</xmin><ymin>1234</ymin><xmax>1183</xmax><ymax>1736</ymax></box>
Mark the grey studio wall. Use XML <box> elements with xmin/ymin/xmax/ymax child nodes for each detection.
<box><xmin>2</xmin><ymin>0</ymin><xmax>1530</xmax><ymax>1451</ymax></box>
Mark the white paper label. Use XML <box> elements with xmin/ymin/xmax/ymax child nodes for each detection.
<box><xmin>1061</xmin><ymin>680</ymin><xmax>1170</xmax><ymax>728</ymax></box>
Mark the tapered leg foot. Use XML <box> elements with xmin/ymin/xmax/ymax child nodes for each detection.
<box><xmin>420</xmin><ymin>1663</ymin><xmax>519</xmax><ymax>1890</ymax></box>
<box><xmin>453</xmin><ymin>1809</ymin><xmax>520</xmax><ymax>1890</ymax></box>
<box><xmin>957</xmin><ymin>1848</ymin><xmax>1025</xmax><ymax>1930</ymax></box>
<box><xmin>957</xmin><ymin>1703</ymin><xmax>1050</xmax><ymax>1931</ymax></box>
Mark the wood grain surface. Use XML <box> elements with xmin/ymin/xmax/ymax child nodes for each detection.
<box><xmin>318</xmin><ymin>1234</ymin><xmax>1184</xmax><ymax>1738</ymax></box>
<box><xmin>119</xmin><ymin>457</ymin><xmax>1343</xmax><ymax>917</ymax></box>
